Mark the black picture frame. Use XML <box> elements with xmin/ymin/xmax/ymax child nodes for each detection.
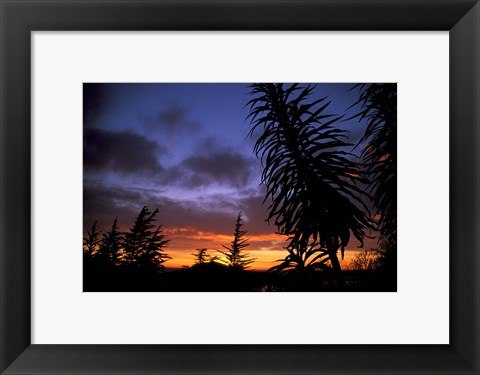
<box><xmin>1</xmin><ymin>0</ymin><xmax>479</xmax><ymax>373</ymax></box>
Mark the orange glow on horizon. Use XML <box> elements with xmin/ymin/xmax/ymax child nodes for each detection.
<box><xmin>165</xmin><ymin>247</ymin><xmax>368</xmax><ymax>271</ymax></box>
<box><xmin>161</xmin><ymin>226</ymin><xmax>377</xmax><ymax>271</ymax></box>
<box><xmin>163</xmin><ymin>227</ymin><xmax>287</xmax><ymax>243</ymax></box>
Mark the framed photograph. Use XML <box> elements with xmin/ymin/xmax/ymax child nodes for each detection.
<box><xmin>1</xmin><ymin>0</ymin><xmax>479</xmax><ymax>374</ymax></box>
<box><xmin>81</xmin><ymin>82</ymin><xmax>398</xmax><ymax>293</ymax></box>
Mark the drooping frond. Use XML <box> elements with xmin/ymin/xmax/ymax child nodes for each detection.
<box><xmin>247</xmin><ymin>84</ymin><xmax>374</xmax><ymax>270</ymax></box>
<box><xmin>348</xmin><ymin>83</ymin><xmax>397</xmax><ymax>247</ymax></box>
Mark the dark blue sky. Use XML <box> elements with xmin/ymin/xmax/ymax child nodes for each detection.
<box><xmin>83</xmin><ymin>83</ymin><xmax>373</xmax><ymax>269</ymax></box>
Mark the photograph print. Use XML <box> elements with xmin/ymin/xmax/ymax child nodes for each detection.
<box><xmin>83</xmin><ymin>83</ymin><xmax>397</xmax><ymax>292</ymax></box>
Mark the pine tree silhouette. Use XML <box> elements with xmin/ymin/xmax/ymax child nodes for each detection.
<box><xmin>97</xmin><ymin>218</ymin><xmax>122</xmax><ymax>264</ymax></box>
<box><xmin>83</xmin><ymin>220</ymin><xmax>101</xmax><ymax>255</ymax></box>
<box><xmin>122</xmin><ymin>206</ymin><xmax>171</xmax><ymax>271</ymax></box>
<box><xmin>137</xmin><ymin>223</ymin><xmax>171</xmax><ymax>271</ymax></box>
<box><xmin>218</xmin><ymin>212</ymin><xmax>255</xmax><ymax>270</ymax></box>
<box><xmin>192</xmin><ymin>248</ymin><xmax>209</xmax><ymax>264</ymax></box>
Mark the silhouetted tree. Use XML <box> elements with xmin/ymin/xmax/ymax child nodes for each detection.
<box><xmin>349</xmin><ymin>249</ymin><xmax>380</xmax><ymax>271</ymax></box>
<box><xmin>218</xmin><ymin>212</ymin><xmax>255</xmax><ymax>270</ymax></box>
<box><xmin>97</xmin><ymin>218</ymin><xmax>122</xmax><ymax>264</ymax></box>
<box><xmin>192</xmin><ymin>248</ymin><xmax>209</xmax><ymax>264</ymax></box>
<box><xmin>349</xmin><ymin>83</ymin><xmax>397</xmax><ymax>268</ymax></box>
<box><xmin>83</xmin><ymin>220</ymin><xmax>101</xmax><ymax>256</ymax></box>
<box><xmin>372</xmin><ymin>241</ymin><xmax>396</xmax><ymax>273</ymax></box>
<box><xmin>137</xmin><ymin>223</ymin><xmax>171</xmax><ymax>271</ymax></box>
<box><xmin>122</xmin><ymin>206</ymin><xmax>171</xmax><ymax>271</ymax></box>
<box><xmin>247</xmin><ymin>83</ymin><xmax>374</xmax><ymax>279</ymax></box>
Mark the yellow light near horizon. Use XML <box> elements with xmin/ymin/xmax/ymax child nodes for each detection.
<box><xmin>165</xmin><ymin>246</ymin><xmax>365</xmax><ymax>271</ymax></box>
<box><xmin>156</xmin><ymin>225</ymin><xmax>377</xmax><ymax>271</ymax></box>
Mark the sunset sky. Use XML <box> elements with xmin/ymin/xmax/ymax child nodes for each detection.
<box><xmin>83</xmin><ymin>83</ymin><xmax>379</xmax><ymax>270</ymax></box>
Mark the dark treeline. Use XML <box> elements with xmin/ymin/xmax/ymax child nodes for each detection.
<box><xmin>84</xmin><ymin>209</ymin><xmax>260</xmax><ymax>291</ymax></box>
<box><xmin>83</xmin><ymin>206</ymin><xmax>171</xmax><ymax>291</ymax></box>
<box><xmin>84</xmin><ymin>83</ymin><xmax>396</xmax><ymax>292</ymax></box>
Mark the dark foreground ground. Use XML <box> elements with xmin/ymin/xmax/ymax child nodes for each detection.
<box><xmin>84</xmin><ymin>262</ymin><xmax>396</xmax><ymax>292</ymax></box>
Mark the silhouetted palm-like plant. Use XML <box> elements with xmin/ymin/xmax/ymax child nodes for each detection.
<box><xmin>247</xmin><ymin>83</ymin><xmax>374</xmax><ymax>277</ymax></box>
<box><xmin>349</xmin><ymin>83</ymin><xmax>397</xmax><ymax>256</ymax></box>
<box><xmin>217</xmin><ymin>212</ymin><xmax>255</xmax><ymax>270</ymax></box>
<box><xmin>269</xmin><ymin>244</ymin><xmax>331</xmax><ymax>274</ymax></box>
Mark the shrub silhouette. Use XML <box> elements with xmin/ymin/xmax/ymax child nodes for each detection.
<box><xmin>247</xmin><ymin>83</ymin><xmax>374</xmax><ymax>280</ymax></box>
<box><xmin>349</xmin><ymin>249</ymin><xmax>380</xmax><ymax>271</ymax></box>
